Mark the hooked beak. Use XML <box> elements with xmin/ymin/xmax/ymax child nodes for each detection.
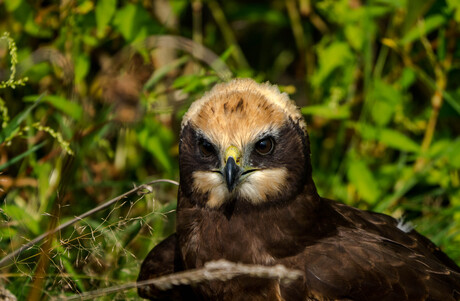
<box><xmin>223</xmin><ymin>146</ymin><xmax>242</xmax><ymax>192</ymax></box>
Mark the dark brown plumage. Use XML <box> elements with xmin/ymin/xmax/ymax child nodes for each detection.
<box><xmin>138</xmin><ymin>79</ymin><xmax>460</xmax><ymax>301</ymax></box>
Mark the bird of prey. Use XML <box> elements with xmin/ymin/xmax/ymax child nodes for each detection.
<box><xmin>138</xmin><ymin>78</ymin><xmax>460</xmax><ymax>301</ymax></box>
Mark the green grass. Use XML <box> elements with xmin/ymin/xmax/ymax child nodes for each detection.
<box><xmin>0</xmin><ymin>0</ymin><xmax>459</xmax><ymax>299</ymax></box>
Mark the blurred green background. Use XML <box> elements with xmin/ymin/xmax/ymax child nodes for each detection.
<box><xmin>0</xmin><ymin>0</ymin><xmax>459</xmax><ymax>300</ymax></box>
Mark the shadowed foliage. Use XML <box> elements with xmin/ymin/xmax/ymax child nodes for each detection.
<box><xmin>0</xmin><ymin>0</ymin><xmax>459</xmax><ymax>299</ymax></box>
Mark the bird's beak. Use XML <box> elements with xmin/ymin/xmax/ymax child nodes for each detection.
<box><xmin>223</xmin><ymin>146</ymin><xmax>242</xmax><ymax>192</ymax></box>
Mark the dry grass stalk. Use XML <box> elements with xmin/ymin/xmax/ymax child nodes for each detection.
<box><xmin>55</xmin><ymin>259</ymin><xmax>303</xmax><ymax>300</ymax></box>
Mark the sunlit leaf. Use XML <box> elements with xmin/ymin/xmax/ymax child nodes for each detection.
<box><xmin>400</xmin><ymin>14</ymin><xmax>446</xmax><ymax>45</ymax></box>
<box><xmin>113</xmin><ymin>3</ymin><xmax>160</xmax><ymax>42</ymax></box>
<box><xmin>447</xmin><ymin>0</ymin><xmax>460</xmax><ymax>22</ymax></box>
<box><xmin>370</xmin><ymin>80</ymin><xmax>402</xmax><ymax>126</ymax></box>
<box><xmin>347</xmin><ymin>159</ymin><xmax>381</xmax><ymax>204</ymax></box>
<box><xmin>444</xmin><ymin>139</ymin><xmax>460</xmax><ymax>168</ymax></box>
<box><xmin>144</xmin><ymin>56</ymin><xmax>189</xmax><ymax>91</ymax></box>
<box><xmin>352</xmin><ymin>123</ymin><xmax>420</xmax><ymax>153</ymax></box>
<box><xmin>301</xmin><ymin>104</ymin><xmax>351</xmax><ymax>119</ymax></box>
<box><xmin>4</xmin><ymin>0</ymin><xmax>22</xmax><ymax>11</ymax></box>
<box><xmin>345</xmin><ymin>24</ymin><xmax>364</xmax><ymax>51</ymax></box>
<box><xmin>96</xmin><ymin>0</ymin><xmax>117</xmax><ymax>37</ymax></box>
<box><xmin>2</xmin><ymin>205</ymin><xmax>40</xmax><ymax>235</ymax></box>
<box><xmin>24</xmin><ymin>95</ymin><xmax>83</xmax><ymax>121</ymax></box>
<box><xmin>74</xmin><ymin>55</ymin><xmax>90</xmax><ymax>84</ymax></box>
<box><xmin>0</xmin><ymin>227</ymin><xmax>17</xmax><ymax>239</ymax></box>
<box><xmin>0</xmin><ymin>95</ymin><xmax>43</xmax><ymax>144</ymax></box>
<box><xmin>76</xmin><ymin>0</ymin><xmax>94</xmax><ymax>14</ymax></box>
<box><xmin>379</xmin><ymin>129</ymin><xmax>420</xmax><ymax>153</ymax></box>
<box><xmin>312</xmin><ymin>42</ymin><xmax>353</xmax><ymax>86</ymax></box>
<box><xmin>399</xmin><ymin>68</ymin><xmax>416</xmax><ymax>89</ymax></box>
<box><xmin>137</xmin><ymin>121</ymin><xmax>174</xmax><ymax>173</ymax></box>
<box><xmin>171</xmin><ymin>0</ymin><xmax>189</xmax><ymax>16</ymax></box>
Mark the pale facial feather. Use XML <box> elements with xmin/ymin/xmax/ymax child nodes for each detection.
<box><xmin>193</xmin><ymin>168</ymin><xmax>288</xmax><ymax>208</ymax></box>
<box><xmin>238</xmin><ymin>168</ymin><xmax>289</xmax><ymax>204</ymax></box>
<box><xmin>192</xmin><ymin>171</ymin><xmax>229</xmax><ymax>208</ymax></box>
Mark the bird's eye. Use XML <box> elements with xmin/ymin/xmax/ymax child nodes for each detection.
<box><xmin>255</xmin><ymin>137</ymin><xmax>274</xmax><ymax>155</ymax></box>
<box><xmin>199</xmin><ymin>140</ymin><xmax>215</xmax><ymax>157</ymax></box>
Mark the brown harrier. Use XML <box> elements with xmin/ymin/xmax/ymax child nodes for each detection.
<box><xmin>138</xmin><ymin>79</ymin><xmax>460</xmax><ymax>301</ymax></box>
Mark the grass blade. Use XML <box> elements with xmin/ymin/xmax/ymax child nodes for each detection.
<box><xmin>0</xmin><ymin>94</ymin><xmax>44</xmax><ymax>144</ymax></box>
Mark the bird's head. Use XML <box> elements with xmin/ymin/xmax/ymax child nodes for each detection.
<box><xmin>179</xmin><ymin>79</ymin><xmax>311</xmax><ymax>209</ymax></box>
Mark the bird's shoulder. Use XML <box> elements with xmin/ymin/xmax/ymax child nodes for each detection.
<box><xmin>324</xmin><ymin>198</ymin><xmax>460</xmax><ymax>272</ymax></box>
<box><xmin>285</xmin><ymin>198</ymin><xmax>460</xmax><ymax>300</ymax></box>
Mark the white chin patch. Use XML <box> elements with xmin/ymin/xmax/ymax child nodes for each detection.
<box><xmin>192</xmin><ymin>171</ymin><xmax>229</xmax><ymax>208</ymax></box>
<box><xmin>192</xmin><ymin>168</ymin><xmax>288</xmax><ymax>208</ymax></box>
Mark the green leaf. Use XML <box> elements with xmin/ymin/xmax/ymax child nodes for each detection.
<box><xmin>113</xmin><ymin>4</ymin><xmax>142</xmax><ymax>41</ymax></box>
<box><xmin>347</xmin><ymin>159</ymin><xmax>381</xmax><ymax>204</ymax></box>
<box><xmin>149</xmin><ymin>135</ymin><xmax>171</xmax><ymax>171</ymax></box>
<box><xmin>401</xmin><ymin>1</ymin><xmax>436</xmax><ymax>34</ymax></box>
<box><xmin>379</xmin><ymin>129</ymin><xmax>420</xmax><ymax>153</ymax></box>
<box><xmin>301</xmin><ymin>104</ymin><xmax>351</xmax><ymax>119</ymax></box>
<box><xmin>137</xmin><ymin>124</ymin><xmax>174</xmax><ymax>173</ymax></box>
<box><xmin>4</xmin><ymin>0</ymin><xmax>23</xmax><ymax>11</ymax></box>
<box><xmin>375</xmin><ymin>168</ymin><xmax>420</xmax><ymax>212</ymax></box>
<box><xmin>74</xmin><ymin>55</ymin><xmax>90</xmax><ymax>84</ymax></box>
<box><xmin>370</xmin><ymin>80</ymin><xmax>402</xmax><ymax>126</ymax></box>
<box><xmin>2</xmin><ymin>205</ymin><xmax>40</xmax><ymax>235</ymax></box>
<box><xmin>399</xmin><ymin>68</ymin><xmax>416</xmax><ymax>89</ymax></box>
<box><xmin>400</xmin><ymin>14</ymin><xmax>446</xmax><ymax>45</ymax></box>
<box><xmin>0</xmin><ymin>141</ymin><xmax>46</xmax><ymax>171</ymax></box>
<box><xmin>428</xmin><ymin>139</ymin><xmax>452</xmax><ymax>158</ymax></box>
<box><xmin>171</xmin><ymin>0</ymin><xmax>189</xmax><ymax>16</ymax></box>
<box><xmin>95</xmin><ymin>0</ymin><xmax>117</xmax><ymax>37</ymax></box>
<box><xmin>76</xmin><ymin>0</ymin><xmax>94</xmax><ymax>14</ymax></box>
<box><xmin>0</xmin><ymin>227</ymin><xmax>17</xmax><ymax>239</ymax></box>
<box><xmin>113</xmin><ymin>3</ymin><xmax>159</xmax><ymax>42</ymax></box>
<box><xmin>352</xmin><ymin>123</ymin><xmax>378</xmax><ymax>140</ymax></box>
<box><xmin>443</xmin><ymin>139</ymin><xmax>460</xmax><ymax>168</ymax></box>
<box><xmin>24</xmin><ymin>95</ymin><xmax>83</xmax><ymax>121</ymax></box>
<box><xmin>36</xmin><ymin>162</ymin><xmax>53</xmax><ymax>213</ymax></box>
<box><xmin>0</xmin><ymin>95</ymin><xmax>43</xmax><ymax>144</ymax></box>
<box><xmin>352</xmin><ymin>123</ymin><xmax>420</xmax><ymax>153</ymax></box>
<box><xmin>312</xmin><ymin>42</ymin><xmax>353</xmax><ymax>86</ymax></box>
<box><xmin>374</xmin><ymin>0</ymin><xmax>406</xmax><ymax>9</ymax></box>
<box><xmin>371</xmin><ymin>101</ymin><xmax>394</xmax><ymax>126</ymax></box>
<box><xmin>220</xmin><ymin>45</ymin><xmax>235</xmax><ymax>62</ymax></box>
<box><xmin>447</xmin><ymin>0</ymin><xmax>460</xmax><ymax>22</ymax></box>
<box><xmin>144</xmin><ymin>56</ymin><xmax>189</xmax><ymax>91</ymax></box>
<box><xmin>345</xmin><ymin>24</ymin><xmax>364</xmax><ymax>51</ymax></box>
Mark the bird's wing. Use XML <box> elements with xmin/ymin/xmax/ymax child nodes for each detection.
<box><xmin>137</xmin><ymin>233</ymin><xmax>198</xmax><ymax>301</ymax></box>
<box><xmin>329</xmin><ymin>199</ymin><xmax>460</xmax><ymax>273</ymax></box>
<box><xmin>301</xmin><ymin>228</ymin><xmax>460</xmax><ymax>301</ymax></box>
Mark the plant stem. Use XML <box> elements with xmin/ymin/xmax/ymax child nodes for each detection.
<box><xmin>0</xmin><ymin>179</ymin><xmax>179</xmax><ymax>269</ymax></box>
<box><xmin>414</xmin><ymin>21</ymin><xmax>455</xmax><ymax>171</ymax></box>
<box><xmin>207</xmin><ymin>0</ymin><xmax>249</xmax><ymax>69</ymax></box>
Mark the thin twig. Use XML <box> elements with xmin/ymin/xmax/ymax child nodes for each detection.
<box><xmin>0</xmin><ymin>179</ymin><xmax>179</xmax><ymax>269</ymax></box>
<box><xmin>51</xmin><ymin>259</ymin><xmax>303</xmax><ymax>301</ymax></box>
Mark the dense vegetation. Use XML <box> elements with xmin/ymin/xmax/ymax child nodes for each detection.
<box><xmin>0</xmin><ymin>0</ymin><xmax>459</xmax><ymax>299</ymax></box>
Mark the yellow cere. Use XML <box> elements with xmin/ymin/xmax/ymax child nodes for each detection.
<box><xmin>225</xmin><ymin>145</ymin><xmax>242</xmax><ymax>165</ymax></box>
